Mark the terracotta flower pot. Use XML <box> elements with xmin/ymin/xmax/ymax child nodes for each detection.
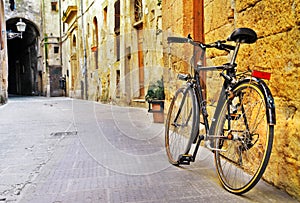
<box><xmin>148</xmin><ymin>100</ymin><xmax>164</xmax><ymax>123</ymax></box>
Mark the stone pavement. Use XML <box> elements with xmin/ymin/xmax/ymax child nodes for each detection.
<box><xmin>0</xmin><ymin>96</ymin><xmax>297</xmax><ymax>203</ymax></box>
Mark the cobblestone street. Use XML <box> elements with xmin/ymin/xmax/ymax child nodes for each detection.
<box><xmin>0</xmin><ymin>97</ymin><xmax>297</xmax><ymax>202</ymax></box>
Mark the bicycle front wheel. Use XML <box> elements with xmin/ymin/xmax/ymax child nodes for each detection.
<box><xmin>165</xmin><ymin>85</ymin><xmax>199</xmax><ymax>165</ymax></box>
<box><xmin>213</xmin><ymin>80</ymin><xmax>274</xmax><ymax>194</ymax></box>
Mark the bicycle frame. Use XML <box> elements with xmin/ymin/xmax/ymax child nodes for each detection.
<box><xmin>166</xmin><ymin>28</ymin><xmax>276</xmax><ymax>194</ymax></box>
<box><xmin>188</xmin><ymin>42</ymin><xmax>244</xmax><ymax>158</ymax></box>
<box><xmin>185</xmin><ymin>40</ymin><xmax>275</xmax><ymax>160</ymax></box>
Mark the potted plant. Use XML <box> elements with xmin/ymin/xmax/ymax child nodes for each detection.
<box><xmin>145</xmin><ymin>77</ymin><xmax>165</xmax><ymax>123</ymax></box>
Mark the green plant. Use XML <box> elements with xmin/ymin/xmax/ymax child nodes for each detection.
<box><xmin>145</xmin><ymin>77</ymin><xmax>165</xmax><ymax>101</ymax></box>
<box><xmin>157</xmin><ymin>0</ymin><xmax>162</xmax><ymax>6</ymax></box>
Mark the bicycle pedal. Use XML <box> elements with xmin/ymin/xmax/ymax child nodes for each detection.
<box><xmin>178</xmin><ymin>154</ymin><xmax>193</xmax><ymax>165</ymax></box>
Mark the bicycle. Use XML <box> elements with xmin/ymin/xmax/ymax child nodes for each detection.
<box><xmin>165</xmin><ymin>28</ymin><xmax>276</xmax><ymax>194</ymax></box>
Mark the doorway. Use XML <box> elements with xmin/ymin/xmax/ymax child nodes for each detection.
<box><xmin>6</xmin><ymin>18</ymin><xmax>40</xmax><ymax>96</ymax></box>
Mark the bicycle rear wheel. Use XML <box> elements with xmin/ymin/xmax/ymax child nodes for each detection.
<box><xmin>165</xmin><ymin>85</ymin><xmax>199</xmax><ymax>165</ymax></box>
<box><xmin>213</xmin><ymin>81</ymin><xmax>274</xmax><ymax>194</ymax></box>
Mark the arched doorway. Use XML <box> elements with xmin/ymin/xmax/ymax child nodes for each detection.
<box><xmin>6</xmin><ymin>18</ymin><xmax>40</xmax><ymax>96</ymax></box>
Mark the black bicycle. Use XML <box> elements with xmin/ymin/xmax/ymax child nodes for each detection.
<box><xmin>165</xmin><ymin>28</ymin><xmax>276</xmax><ymax>194</ymax></box>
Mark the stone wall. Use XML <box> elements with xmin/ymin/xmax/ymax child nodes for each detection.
<box><xmin>204</xmin><ymin>0</ymin><xmax>300</xmax><ymax>200</ymax></box>
<box><xmin>4</xmin><ymin>0</ymin><xmax>42</xmax><ymax>96</ymax></box>
<box><xmin>0</xmin><ymin>0</ymin><xmax>7</xmax><ymax>104</ymax></box>
<box><xmin>162</xmin><ymin>0</ymin><xmax>300</xmax><ymax>200</ymax></box>
<box><xmin>60</xmin><ymin>0</ymin><xmax>163</xmax><ymax>105</ymax></box>
<box><xmin>162</xmin><ymin>0</ymin><xmax>197</xmax><ymax>111</ymax></box>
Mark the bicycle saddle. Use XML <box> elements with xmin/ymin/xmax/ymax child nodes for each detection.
<box><xmin>227</xmin><ymin>28</ymin><xmax>257</xmax><ymax>44</ymax></box>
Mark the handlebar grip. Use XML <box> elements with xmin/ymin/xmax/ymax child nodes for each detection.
<box><xmin>222</xmin><ymin>43</ymin><xmax>236</xmax><ymax>50</ymax></box>
<box><xmin>214</xmin><ymin>40</ymin><xmax>236</xmax><ymax>51</ymax></box>
<box><xmin>167</xmin><ymin>37</ymin><xmax>189</xmax><ymax>44</ymax></box>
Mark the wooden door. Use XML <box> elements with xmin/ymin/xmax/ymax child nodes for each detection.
<box><xmin>137</xmin><ymin>27</ymin><xmax>144</xmax><ymax>98</ymax></box>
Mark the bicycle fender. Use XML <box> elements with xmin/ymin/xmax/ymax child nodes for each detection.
<box><xmin>234</xmin><ymin>78</ymin><xmax>276</xmax><ymax>125</ymax></box>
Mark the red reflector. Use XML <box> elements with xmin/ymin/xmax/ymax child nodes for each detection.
<box><xmin>252</xmin><ymin>70</ymin><xmax>271</xmax><ymax>80</ymax></box>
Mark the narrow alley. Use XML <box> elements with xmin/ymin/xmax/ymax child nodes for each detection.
<box><xmin>0</xmin><ymin>96</ymin><xmax>297</xmax><ymax>202</ymax></box>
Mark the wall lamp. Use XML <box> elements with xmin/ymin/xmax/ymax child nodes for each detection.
<box><xmin>6</xmin><ymin>19</ymin><xmax>26</xmax><ymax>39</ymax></box>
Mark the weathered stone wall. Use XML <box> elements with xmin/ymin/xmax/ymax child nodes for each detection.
<box><xmin>5</xmin><ymin>0</ymin><xmax>41</xmax><ymax>24</ymax></box>
<box><xmin>60</xmin><ymin>0</ymin><xmax>163</xmax><ymax>105</ymax></box>
<box><xmin>204</xmin><ymin>0</ymin><xmax>300</xmax><ymax>200</ymax></box>
<box><xmin>0</xmin><ymin>0</ymin><xmax>8</xmax><ymax>104</ymax></box>
<box><xmin>5</xmin><ymin>0</ymin><xmax>41</xmax><ymax>95</ymax></box>
<box><xmin>1</xmin><ymin>0</ymin><xmax>41</xmax><ymax>101</ymax></box>
<box><xmin>41</xmin><ymin>0</ymin><xmax>61</xmax><ymax>97</ymax></box>
<box><xmin>162</xmin><ymin>0</ymin><xmax>196</xmax><ymax>111</ymax></box>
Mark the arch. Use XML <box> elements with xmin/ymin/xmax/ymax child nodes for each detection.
<box><xmin>6</xmin><ymin>17</ymin><xmax>41</xmax><ymax>95</ymax></box>
<box><xmin>6</xmin><ymin>17</ymin><xmax>40</xmax><ymax>38</ymax></box>
<box><xmin>92</xmin><ymin>16</ymin><xmax>98</xmax><ymax>47</ymax></box>
<box><xmin>72</xmin><ymin>34</ymin><xmax>77</xmax><ymax>54</ymax></box>
<box><xmin>70</xmin><ymin>33</ymin><xmax>78</xmax><ymax>90</ymax></box>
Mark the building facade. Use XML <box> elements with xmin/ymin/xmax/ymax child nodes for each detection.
<box><xmin>0</xmin><ymin>0</ymin><xmax>299</xmax><ymax>200</ymax></box>
<box><xmin>4</xmin><ymin>0</ymin><xmax>41</xmax><ymax>97</ymax></box>
<box><xmin>40</xmin><ymin>0</ymin><xmax>63</xmax><ymax>97</ymax></box>
<box><xmin>0</xmin><ymin>0</ymin><xmax>8</xmax><ymax>104</ymax></box>
<box><xmin>59</xmin><ymin>0</ymin><xmax>163</xmax><ymax>106</ymax></box>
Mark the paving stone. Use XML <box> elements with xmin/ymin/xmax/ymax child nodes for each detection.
<box><xmin>0</xmin><ymin>97</ymin><xmax>297</xmax><ymax>203</ymax></box>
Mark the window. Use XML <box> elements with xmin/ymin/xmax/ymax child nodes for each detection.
<box><xmin>54</xmin><ymin>46</ymin><xmax>59</xmax><ymax>54</ymax></box>
<box><xmin>92</xmin><ymin>17</ymin><xmax>98</xmax><ymax>47</ymax></box>
<box><xmin>115</xmin><ymin>35</ymin><xmax>120</xmax><ymax>61</ymax></box>
<box><xmin>114</xmin><ymin>1</ymin><xmax>120</xmax><ymax>61</ymax></box>
<box><xmin>116</xmin><ymin>70</ymin><xmax>120</xmax><ymax>98</ymax></box>
<box><xmin>72</xmin><ymin>35</ymin><xmax>76</xmax><ymax>54</ymax></box>
<box><xmin>103</xmin><ymin>7</ymin><xmax>107</xmax><ymax>29</ymax></box>
<box><xmin>114</xmin><ymin>0</ymin><xmax>120</xmax><ymax>34</ymax></box>
<box><xmin>51</xmin><ymin>1</ymin><xmax>58</xmax><ymax>11</ymax></box>
<box><xmin>134</xmin><ymin>0</ymin><xmax>143</xmax><ymax>22</ymax></box>
<box><xmin>87</xmin><ymin>23</ymin><xmax>90</xmax><ymax>37</ymax></box>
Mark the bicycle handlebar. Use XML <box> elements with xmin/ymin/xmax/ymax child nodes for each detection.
<box><xmin>167</xmin><ymin>37</ymin><xmax>189</xmax><ymax>44</ymax></box>
<box><xmin>167</xmin><ymin>36</ymin><xmax>236</xmax><ymax>52</ymax></box>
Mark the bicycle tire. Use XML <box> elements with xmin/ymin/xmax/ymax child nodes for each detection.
<box><xmin>165</xmin><ymin>85</ymin><xmax>199</xmax><ymax>165</ymax></box>
<box><xmin>213</xmin><ymin>80</ymin><xmax>274</xmax><ymax>194</ymax></box>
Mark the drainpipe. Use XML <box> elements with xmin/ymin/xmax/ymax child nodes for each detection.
<box><xmin>44</xmin><ymin>36</ymin><xmax>50</xmax><ymax>97</ymax></box>
<box><xmin>59</xmin><ymin>0</ymin><xmax>62</xmax><ymax>66</ymax></box>
<box><xmin>193</xmin><ymin>0</ymin><xmax>206</xmax><ymax>99</ymax></box>
<box><xmin>80</xmin><ymin>0</ymin><xmax>88</xmax><ymax>100</ymax></box>
<box><xmin>42</xmin><ymin>0</ymin><xmax>50</xmax><ymax>97</ymax></box>
<box><xmin>58</xmin><ymin>0</ymin><xmax>65</xmax><ymax>96</ymax></box>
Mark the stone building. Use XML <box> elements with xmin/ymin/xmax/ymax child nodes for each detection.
<box><xmin>2</xmin><ymin>0</ymin><xmax>64</xmax><ymax>99</ymax></box>
<box><xmin>4</xmin><ymin>0</ymin><xmax>41</xmax><ymax>96</ymax></box>
<box><xmin>163</xmin><ymin>0</ymin><xmax>300</xmax><ymax>200</ymax></box>
<box><xmin>0</xmin><ymin>0</ymin><xmax>299</xmax><ymax>200</ymax></box>
<box><xmin>0</xmin><ymin>0</ymin><xmax>8</xmax><ymax>104</ymax></box>
<box><xmin>40</xmin><ymin>0</ymin><xmax>63</xmax><ymax>97</ymax></box>
<box><xmin>60</xmin><ymin>0</ymin><xmax>163</xmax><ymax>105</ymax></box>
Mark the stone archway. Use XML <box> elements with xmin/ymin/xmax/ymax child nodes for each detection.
<box><xmin>6</xmin><ymin>18</ymin><xmax>40</xmax><ymax>95</ymax></box>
